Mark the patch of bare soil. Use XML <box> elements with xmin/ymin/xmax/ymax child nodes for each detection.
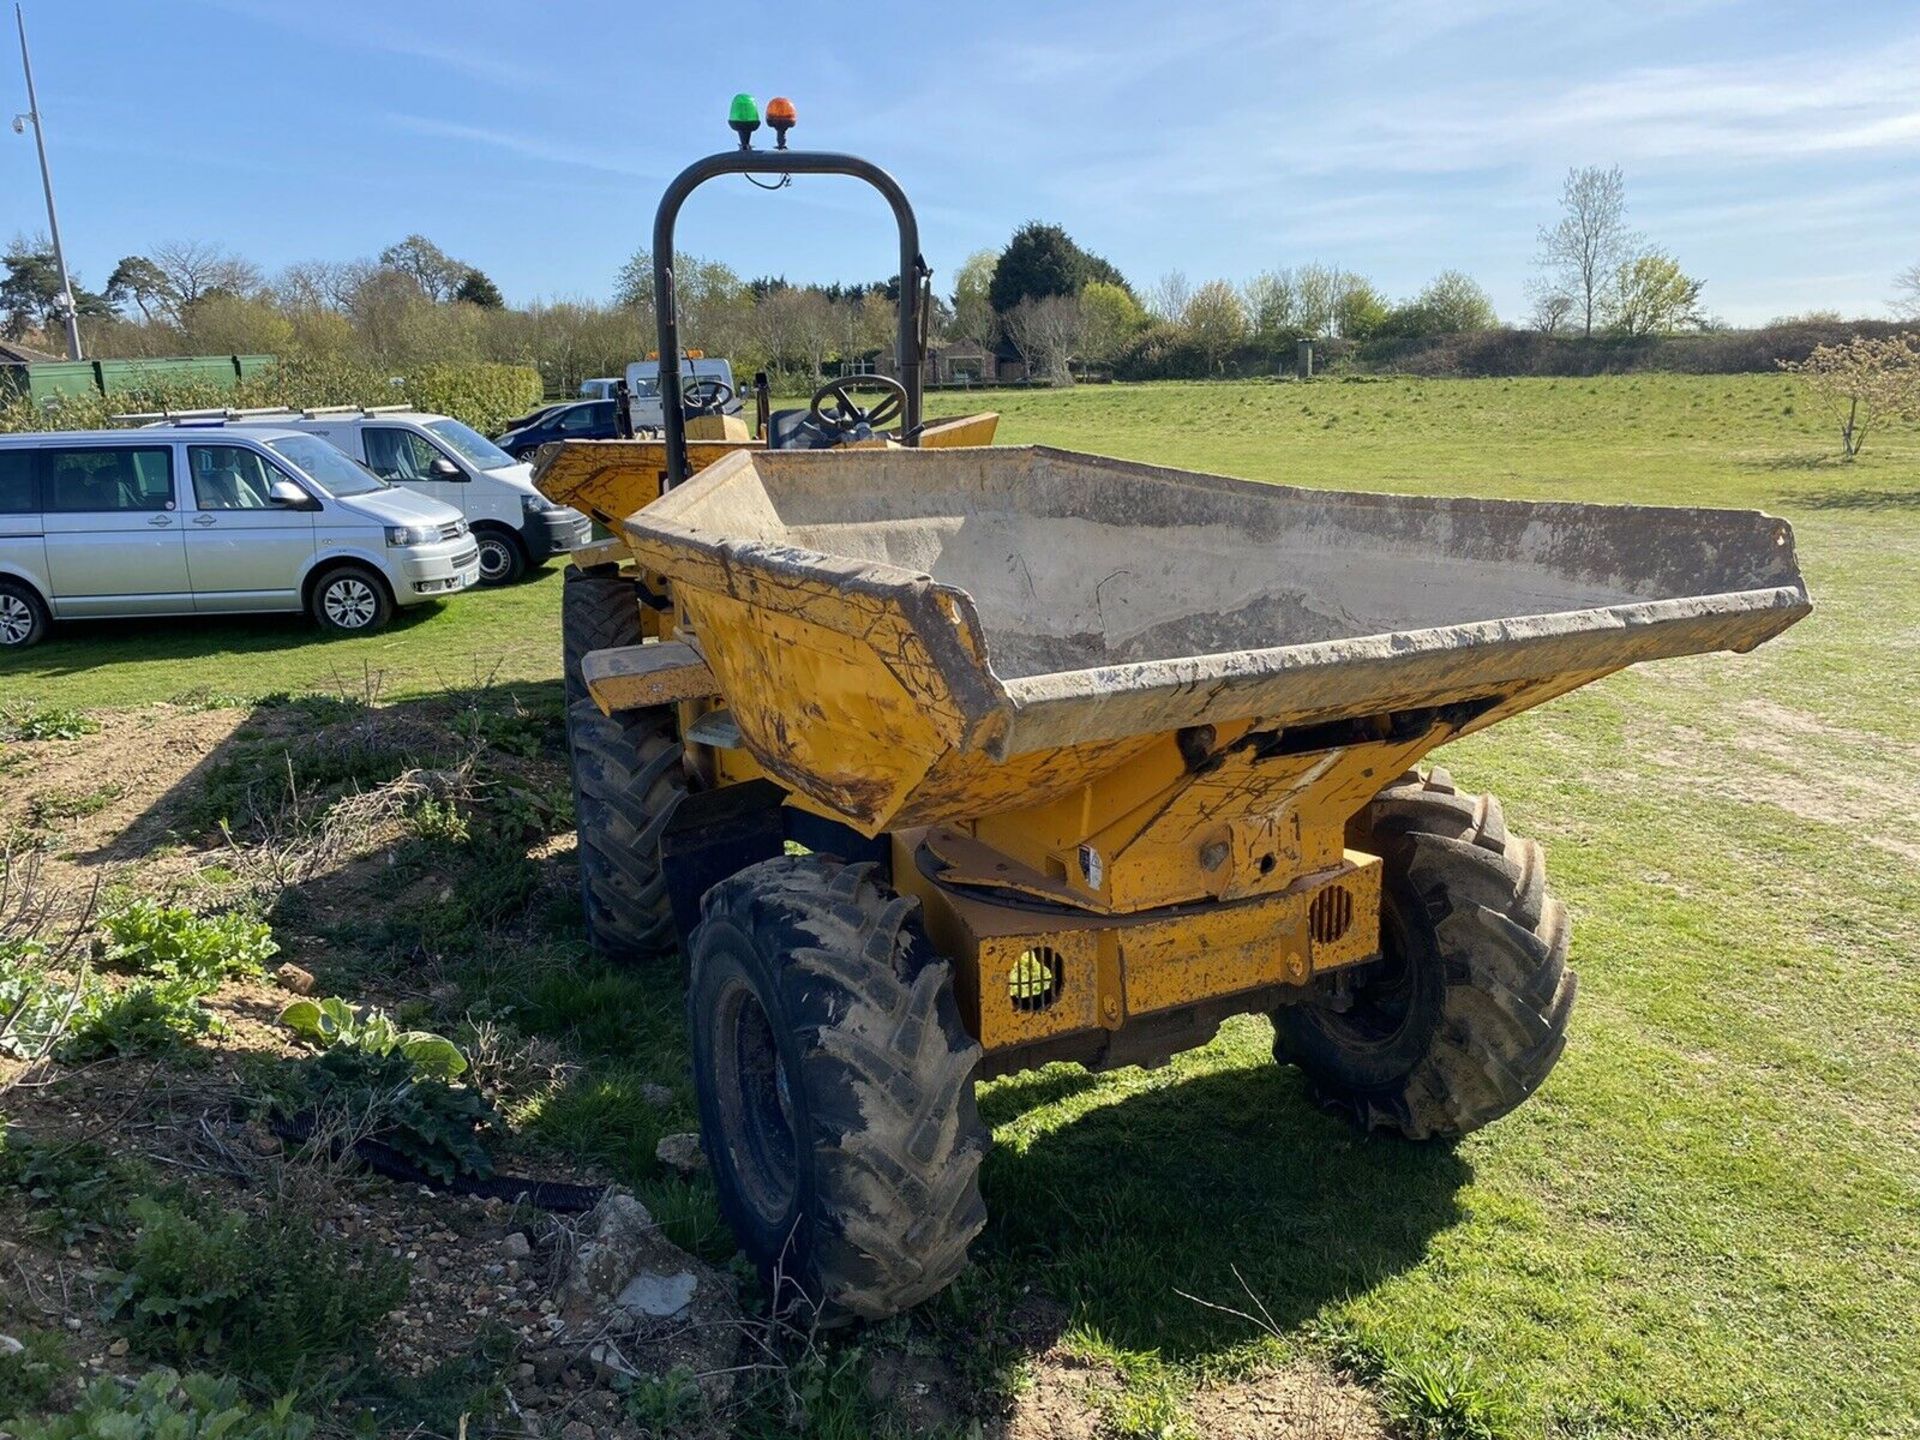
<box><xmin>1185</xmin><ymin>1364</ymin><xmax>1390</xmax><ymax>1440</ymax></box>
<box><xmin>861</xmin><ymin>1338</ymin><xmax>1388</xmax><ymax>1440</ymax></box>
<box><xmin>0</xmin><ymin>705</ymin><xmax>252</xmax><ymax>893</ymax></box>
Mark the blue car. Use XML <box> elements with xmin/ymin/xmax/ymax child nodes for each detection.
<box><xmin>496</xmin><ymin>399</ymin><xmax>620</xmax><ymax>459</ymax></box>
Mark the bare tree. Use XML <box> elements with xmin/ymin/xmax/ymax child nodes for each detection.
<box><xmin>276</xmin><ymin>259</ymin><xmax>375</xmax><ymax>313</ymax></box>
<box><xmin>1002</xmin><ymin>294</ymin><xmax>1084</xmax><ymax>385</ymax></box>
<box><xmin>151</xmin><ymin>239</ymin><xmax>265</xmax><ymax>312</ymax></box>
<box><xmin>1527</xmin><ymin>284</ymin><xmax>1575</xmax><ymax>335</ymax></box>
<box><xmin>1895</xmin><ymin>262</ymin><xmax>1920</xmax><ymax>320</ymax></box>
<box><xmin>793</xmin><ymin>289</ymin><xmax>839</xmax><ymax>381</ymax></box>
<box><xmin>1147</xmin><ymin>270</ymin><xmax>1191</xmax><ymax>323</ymax></box>
<box><xmin>1537</xmin><ymin>166</ymin><xmax>1639</xmax><ymax>339</ymax></box>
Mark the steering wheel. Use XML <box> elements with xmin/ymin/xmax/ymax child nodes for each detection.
<box><xmin>808</xmin><ymin>375</ymin><xmax>907</xmax><ymax>437</ymax></box>
<box><xmin>681</xmin><ymin>376</ymin><xmax>735</xmax><ymax>415</ymax></box>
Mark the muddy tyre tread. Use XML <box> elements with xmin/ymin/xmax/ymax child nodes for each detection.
<box><xmin>567</xmin><ymin>699</ymin><xmax>686</xmax><ymax>960</ymax></box>
<box><xmin>693</xmin><ymin>855</ymin><xmax>987</xmax><ymax>1321</ymax></box>
<box><xmin>1277</xmin><ymin>768</ymin><xmax>1576</xmax><ymax>1139</ymax></box>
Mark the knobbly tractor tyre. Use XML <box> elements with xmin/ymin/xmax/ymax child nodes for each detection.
<box><xmin>1273</xmin><ymin>768</ymin><xmax>1576</xmax><ymax>1139</ymax></box>
<box><xmin>687</xmin><ymin>855</ymin><xmax>988</xmax><ymax>1322</ymax></box>
<box><xmin>561</xmin><ymin>563</ymin><xmax>642</xmax><ymax>710</ymax></box>
<box><xmin>566</xmin><ymin>699</ymin><xmax>687</xmax><ymax>962</ymax></box>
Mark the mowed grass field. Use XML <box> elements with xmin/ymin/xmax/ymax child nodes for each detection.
<box><xmin>5</xmin><ymin>374</ymin><xmax>1918</xmax><ymax>1437</ymax></box>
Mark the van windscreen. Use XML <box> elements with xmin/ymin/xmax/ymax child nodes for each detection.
<box><xmin>267</xmin><ymin>435</ymin><xmax>387</xmax><ymax>498</ymax></box>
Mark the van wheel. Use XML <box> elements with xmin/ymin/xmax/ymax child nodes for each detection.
<box><xmin>473</xmin><ymin>527</ymin><xmax>527</xmax><ymax>586</ymax></box>
<box><xmin>0</xmin><ymin>580</ymin><xmax>49</xmax><ymax>649</ymax></box>
<box><xmin>311</xmin><ymin>565</ymin><xmax>393</xmax><ymax>636</ymax></box>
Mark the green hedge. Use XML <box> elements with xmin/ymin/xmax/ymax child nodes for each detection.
<box><xmin>0</xmin><ymin>360</ymin><xmax>541</xmax><ymax>436</ymax></box>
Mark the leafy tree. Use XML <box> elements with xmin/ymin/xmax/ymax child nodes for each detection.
<box><xmin>182</xmin><ymin>293</ymin><xmax>295</xmax><ymax>354</ymax></box>
<box><xmin>1607</xmin><ymin>250</ymin><xmax>1704</xmax><ymax>337</ymax></box>
<box><xmin>611</xmin><ymin>249</ymin><xmax>744</xmax><ymax>348</ymax></box>
<box><xmin>950</xmin><ymin>249</ymin><xmax>999</xmax><ymax>355</ymax></box>
<box><xmin>377</xmin><ymin>235</ymin><xmax>469</xmax><ymax>302</ymax></box>
<box><xmin>1290</xmin><ymin>263</ymin><xmax>1351</xmax><ymax>339</ymax></box>
<box><xmin>1242</xmin><ymin>271</ymin><xmax>1299</xmax><ymax>347</ymax></box>
<box><xmin>988</xmin><ymin>222</ymin><xmax>1126</xmax><ymax>314</ymax></box>
<box><xmin>1537</xmin><ymin>165</ymin><xmax>1639</xmax><ymax>338</ymax></box>
<box><xmin>1332</xmin><ymin>276</ymin><xmax>1390</xmax><ymax>339</ymax></box>
<box><xmin>0</xmin><ymin>241</ymin><xmax>106</xmax><ymax>340</ymax></box>
<box><xmin>1184</xmin><ymin>279</ymin><xmax>1248</xmax><ymax>372</ymax></box>
<box><xmin>1780</xmin><ymin>331</ymin><xmax>1920</xmax><ymax>458</ymax></box>
<box><xmin>454</xmin><ymin>269</ymin><xmax>505</xmax><ymax>308</ymax></box>
<box><xmin>106</xmin><ymin>256</ymin><xmax>175</xmax><ymax>322</ymax></box>
<box><xmin>1078</xmin><ymin>280</ymin><xmax>1147</xmax><ymax>365</ymax></box>
<box><xmin>1387</xmin><ymin>270</ymin><xmax>1498</xmax><ymax>337</ymax></box>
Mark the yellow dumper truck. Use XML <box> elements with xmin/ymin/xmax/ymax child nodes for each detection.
<box><xmin>536</xmin><ymin>98</ymin><xmax>1812</xmax><ymax>1321</ymax></box>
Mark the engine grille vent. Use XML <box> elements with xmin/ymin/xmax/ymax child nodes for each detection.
<box><xmin>1309</xmin><ymin>885</ymin><xmax>1354</xmax><ymax>945</ymax></box>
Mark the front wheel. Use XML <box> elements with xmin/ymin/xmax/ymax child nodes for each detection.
<box><xmin>1273</xmin><ymin>768</ymin><xmax>1577</xmax><ymax>1139</ymax></box>
<box><xmin>689</xmin><ymin>855</ymin><xmax>988</xmax><ymax>1322</ymax></box>
<box><xmin>472</xmin><ymin>527</ymin><xmax>527</xmax><ymax>586</ymax></box>
<box><xmin>310</xmin><ymin>565</ymin><xmax>393</xmax><ymax>636</ymax></box>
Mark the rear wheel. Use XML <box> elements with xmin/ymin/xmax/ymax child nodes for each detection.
<box><xmin>473</xmin><ymin>526</ymin><xmax>527</xmax><ymax>585</ymax></box>
<box><xmin>310</xmin><ymin>564</ymin><xmax>392</xmax><ymax>636</ymax></box>
<box><xmin>689</xmin><ymin>855</ymin><xmax>987</xmax><ymax>1322</ymax></box>
<box><xmin>1272</xmin><ymin>767</ymin><xmax>1576</xmax><ymax>1139</ymax></box>
<box><xmin>0</xmin><ymin>580</ymin><xmax>49</xmax><ymax>649</ymax></box>
<box><xmin>567</xmin><ymin>699</ymin><xmax>688</xmax><ymax>961</ymax></box>
<box><xmin>562</xmin><ymin>563</ymin><xmax>642</xmax><ymax>710</ymax></box>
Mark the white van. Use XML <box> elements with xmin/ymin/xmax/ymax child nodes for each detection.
<box><xmin>233</xmin><ymin>409</ymin><xmax>591</xmax><ymax>585</ymax></box>
<box><xmin>0</xmin><ymin>427</ymin><xmax>478</xmax><ymax>649</ymax></box>
<box><xmin>622</xmin><ymin>357</ymin><xmax>738</xmax><ymax>431</ymax></box>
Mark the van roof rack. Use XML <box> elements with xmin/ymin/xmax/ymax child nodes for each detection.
<box><xmin>110</xmin><ymin>405</ymin><xmax>296</xmax><ymax>424</ymax></box>
<box><xmin>297</xmin><ymin>403</ymin><xmax>413</xmax><ymax>418</ymax></box>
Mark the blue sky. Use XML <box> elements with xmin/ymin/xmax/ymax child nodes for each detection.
<box><xmin>5</xmin><ymin>0</ymin><xmax>1918</xmax><ymax>324</ymax></box>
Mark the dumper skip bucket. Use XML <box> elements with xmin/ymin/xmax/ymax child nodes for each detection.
<box><xmin>615</xmin><ymin>446</ymin><xmax>1810</xmax><ymax>833</ymax></box>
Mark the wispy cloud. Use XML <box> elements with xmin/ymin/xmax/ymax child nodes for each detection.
<box><xmin>197</xmin><ymin>0</ymin><xmax>560</xmax><ymax>89</ymax></box>
<box><xmin>383</xmin><ymin>115</ymin><xmax>658</xmax><ymax>180</ymax></box>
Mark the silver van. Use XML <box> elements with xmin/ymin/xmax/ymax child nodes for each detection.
<box><xmin>230</xmin><ymin>409</ymin><xmax>591</xmax><ymax>585</ymax></box>
<box><xmin>0</xmin><ymin>427</ymin><xmax>480</xmax><ymax>649</ymax></box>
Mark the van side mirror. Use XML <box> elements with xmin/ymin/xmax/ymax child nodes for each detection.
<box><xmin>429</xmin><ymin>456</ymin><xmax>463</xmax><ymax>480</ymax></box>
<box><xmin>267</xmin><ymin>478</ymin><xmax>318</xmax><ymax>510</ymax></box>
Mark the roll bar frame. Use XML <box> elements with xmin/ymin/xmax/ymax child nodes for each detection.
<box><xmin>652</xmin><ymin>149</ymin><xmax>927</xmax><ymax>490</ymax></box>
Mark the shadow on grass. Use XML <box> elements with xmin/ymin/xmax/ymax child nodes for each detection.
<box><xmin>0</xmin><ymin>601</ymin><xmax>448</xmax><ymax>685</ymax></box>
<box><xmin>1787</xmin><ymin>483</ymin><xmax>1920</xmax><ymax>511</ymax></box>
<box><xmin>976</xmin><ymin>1058</ymin><xmax>1470</xmax><ymax>1360</ymax></box>
<box><xmin>1744</xmin><ymin>451</ymin><xmax>1847</xmax><ymax>472</ymax></box>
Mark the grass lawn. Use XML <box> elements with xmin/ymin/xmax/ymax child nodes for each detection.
<box><xmin>5</xmin><ymin>373</ymin><xmax>1917</xmax><ymax>1437</ymax></box>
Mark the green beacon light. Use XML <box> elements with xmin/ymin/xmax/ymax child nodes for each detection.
<box><xmin>728</xmin><ymin>93</ymin><xmax>761</xmax><ymax>148</ymax></box>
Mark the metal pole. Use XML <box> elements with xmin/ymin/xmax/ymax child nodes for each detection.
<box><xmin>15</xmin><ymin>3</ymin><xmax>81</xmax><ymax>360</ymax></box>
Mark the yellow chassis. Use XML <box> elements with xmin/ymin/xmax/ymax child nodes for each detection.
<box><xmin>537</xmin><ymin>421</ymin><xmax>1524</xmax><ymax>1071</ymax></box>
